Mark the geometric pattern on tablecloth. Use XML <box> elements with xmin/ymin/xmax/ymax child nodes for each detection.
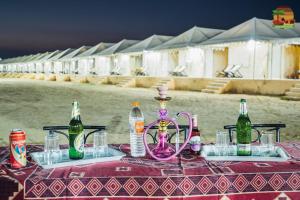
<box><xmin>215</xmin><ymin>175</ymin><xmax>231</xmax><ymax>193</ymax></box>
<box><xmin>142</xmin><ymin>178</ymin><xmax>159</xmax><ymax>196</ymax></box>
<box><xmin>160</xmin><ymin>177</ymin><xmax>177</xmax><ymax>196</ymax></box>
<box><xmin>30</xmin><ymin>175</ymin><xmax>44</xmax><ymax>185</ymax></box>
<box><xmin>115</xmin><ymin>166</ymin><xmax>131</xmax><ymax>172</ymax></box>
<box><xmin>196</xmin><ymin>176</ymin><xmax>214</xmax><ymax>194</ymax></box>
<box><xmin>21</xmin><ymin>172</ymin><xmax>300</xmax><ymax>198</ymax></box>
<box><xmin>274</xmin><ymin>192</ymin><xmax>291</xmax><ymax>200</ymax></box>
<box><xmin>287</xmin><ymin>173</ymin><xmax>300</xmax><ymax>190</ymax></box>
<box><xmin>178</xmin><ymin>177</ymin><xmax>195</xmax><ymax>195</ymax></box>
<box><xmin>105</xmin><ymin>177</ymin><xmax>122</xmax><ymax>196</ymax></box>
<box><xmin>68</xmin><ymin>179</ymin><xmax>85</xmax><ymax>196</ymax></box>
<box><xmin>21</xmin><ymin>143</ymin><xmax>300</xmax><ymax>199</ymax></box>
<box><xmin>254</xmin><ymin>163</ymin><xmax>272</xmax><ymax>167</ymax></box>
<box><xmin>69</xmin><ymin>172</ymin><xmax>85</xmax><ymax>178</ymax></box>
<box><xmin>269</xmin><ymin>173</ymin><xmax>285</xmax><ymax>191</ymax></box>
<box><xmin>49</xmin><ymin>179</ymin><xmax>66</xmax><ymax>197</ymax></box>
<box><xmin>232</xmin><ymin>174</ymin><xmax>249</xmax><ymax>192</ymax></box>
<box><xmin>31</xmin><ymin>181</ymin><xmax>48</xmax><ymax>197</ymax></box>
<box><xmin>124</xmin><ymin>178</ymin><xmax>140</xmax><ymax>196</ymax></box>
<box><xmin>86</xmin><ymin>178</ymin><xmax>103</xmax><ymax>196</ymax></box>
<box><xmin>250</xmin><ymin>174</ymin><xmax>268</xmax><ymax>191</ymax></box>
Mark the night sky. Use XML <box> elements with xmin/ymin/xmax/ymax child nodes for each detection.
<box><xmin>0</xmin><ymin>0</ymin><xmax>300</xmax><ymax>59</ymax></box>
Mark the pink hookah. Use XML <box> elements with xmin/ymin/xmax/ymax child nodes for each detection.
<box><xmin>143</xmin><ymin>85</ymin><xmax>192</xmax><ymax>161</ymax></box>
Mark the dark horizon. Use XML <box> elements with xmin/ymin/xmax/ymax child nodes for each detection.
<box><xmin>0</xmin><ymin>0</ymin><xmax>300</xmax><ymax>59</ymax></box>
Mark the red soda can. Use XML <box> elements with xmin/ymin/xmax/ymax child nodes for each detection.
<box><xmin>9</xmin><ymin>129</ymin><xmax>27</xmax><ymax>168</ymax></box>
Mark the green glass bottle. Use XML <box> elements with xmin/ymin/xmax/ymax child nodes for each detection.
<box><xmin>236</xmin><ymin>99</ymin><xmax>252</xmax><ymax>156</ymax></box>
<box><xmin>69</xmin><ymin>101</ymin><xmax>84</xmax><ymax>159</ymax></box>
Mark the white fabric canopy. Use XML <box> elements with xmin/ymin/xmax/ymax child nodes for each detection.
<box><xmin>49</xmin><ymin>48</ymin><xmax>75</xmax><ymax>61</ymax></box>
<box><xmin>96</xmin><ymin>40</ymin><xmax>139</xmax><ymax>56</ymax></box>
<box><xmin>60</xmin><ymin>46</ymin><xmax>91</xmax><ymax>60</ymax></box>
<box><xmin>152</xmin><ymin>26</ymin><xmax>224</xmax><ymax>50</ymax></box>
<box><xmin>120</xmin><ymin>35</ymin><xmax>173</xmax><ymax>53</ymax></box>
<box><xmin>77</xmin><ymin>43</ymin><xmax>114</xmax><ymax>58</ymax></box>
<box><xmin>202</xmin><ymin>18</ymin><xmax>300</xmax><ymax>45</ymax></box>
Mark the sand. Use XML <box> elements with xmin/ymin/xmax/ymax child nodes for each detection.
<box><xmin>0</xmin><ymin>79</ymin><xmax>299</xmax><ymax>146</ymax></box>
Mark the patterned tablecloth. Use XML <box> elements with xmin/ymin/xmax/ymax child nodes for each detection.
<box><xmin>1</xmin><ymin>143</ymin><xmax>300</xmax><ymax>200</ymax></box>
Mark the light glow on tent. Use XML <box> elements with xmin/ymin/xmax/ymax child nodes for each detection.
<box><xmin>247</xmin><ymin>39</ymin><xmax>256</xmax><ymax>50</ymax></box>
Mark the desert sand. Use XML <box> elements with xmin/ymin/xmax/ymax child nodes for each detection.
<box><xmin>0</xmin><ymin>79</ymin><xmax>299</xmax><ymax>146</ymax></box>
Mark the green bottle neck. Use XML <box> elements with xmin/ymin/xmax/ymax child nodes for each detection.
<box><xmin>239</xmin><ymin>102</ymin><xmax>248</xmax><ymax>116</ymax></box>
<box><xmin>71</xmin><ymin>102</ymin><xmax>81</xmax><ymax>121</ymax></box>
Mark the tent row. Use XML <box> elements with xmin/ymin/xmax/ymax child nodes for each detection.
<box><xmin>1</xmin><ymin>17</ymin><xmax>300</xmax><ymax>79</ymax></box>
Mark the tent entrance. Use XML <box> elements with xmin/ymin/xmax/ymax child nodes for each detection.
<box><xmin>213</xmin><ymin>47</ymin><xmax>228</xmax><ymax>77</ymax></box>
<box><xmin>130</xmin><ymin>54</ymin><xmax>143</xmax><ymax>68</ymax></box>
<box><xmin>283</xmin><ymin>45</ymin><xmax>300</xmax><ymax>79</ymax></box>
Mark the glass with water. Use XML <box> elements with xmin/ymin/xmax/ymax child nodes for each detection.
<box><xmin>214</xmin><ymin>131</ymin><xmax>233</xmax><ymax>156</ymax></box>
<box><xmin>93</xmin><ymin>130</ymin><xmax>108</xmax><ymax>157</ymax></box>
<box><xmin>44</xmin><ymin>131</ymin><xmax>61</xmax><ymax>164</ymax></box>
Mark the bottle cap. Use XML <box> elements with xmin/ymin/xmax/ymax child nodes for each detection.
<box><xmin>240</xmin><ymin>99</ymin><xmax>246</xmax><ymax>102</ymax></box>
<box><xmin>131</xmin><ymin>102</ymin><xmax>140</xmax><ymax>107</ymax></box>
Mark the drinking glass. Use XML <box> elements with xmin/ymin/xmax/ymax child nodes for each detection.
<box><xmin>259</xmin><ymin>131</ymin><xmax>274</xmax><ymax>156</ymax></box>
<box><xmin>44</xmin><ymin>131</ymin><xmax>61</xmax><ymax>164</ymax></box>
<box><xmin>214</xmin><ymin>131</ymin><xmax>230</xmax><ymax>156</ymax></box>
<box><xmin>93</xmin><ymin>130</ymin><xmax>108</xmax><ymax>157</ymax></box>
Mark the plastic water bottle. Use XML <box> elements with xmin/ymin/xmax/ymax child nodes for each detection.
<box><xmin>129</xmin><ymin>102</ymin><xmax>146</xmax><ymax>157</ymax></box>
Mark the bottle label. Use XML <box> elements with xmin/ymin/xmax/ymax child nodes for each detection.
<box><xmin>190</xmin><ymin>136</ymin><xmax>201</xmax><ymax>152</ymax></box>
<box><xmin>237</xmin><ymin>144</ymin><xmax>251</xmax><ymax>153</ymax></box>
<box><xmin>135</xmin><ymin>121</ymin><xmax>144</xmax><ymax>135</ymax></box>
<box><xmin>74</xmin><ymin>132</ymin><xmax>84</xmax><ymax>153</ymax></box>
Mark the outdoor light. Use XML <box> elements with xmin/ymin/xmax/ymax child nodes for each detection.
<box><xmin>247</xmin><ymin>39</ymin><xmax>256</xmax><ymax>50</ymax></box>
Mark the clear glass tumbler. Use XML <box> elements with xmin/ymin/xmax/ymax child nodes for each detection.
<box><xmin>215</xmin><ymin>131</ymin><xmax>230</xmax><ymax>156</ymax></box>
<box><xmin>260</xmin><ymin>131</ymin><xmax>274</xmax><ymax>156</ymax></box>
<box><xmin>93</xmin><ymin>130</ymin><xmax>108</xmax><ymax>157</ymax></box>
<box><xmin>44</xmin><ymin>131</ymin><xmax>61</xmax><ymax>165</ymax></box>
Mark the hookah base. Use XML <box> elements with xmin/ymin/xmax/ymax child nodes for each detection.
<box><xmin>152</xmin><ymin>146</ymin><xmax>175</xmax><ymax>159</ymax></box>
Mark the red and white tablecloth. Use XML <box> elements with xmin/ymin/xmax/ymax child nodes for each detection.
<box><xmin>1</xmin><ymin>143</ymin><xmax>300</xmax><ymax>200</ymax></box>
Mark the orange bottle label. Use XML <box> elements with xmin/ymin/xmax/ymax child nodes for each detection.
<box><xmin>135</xmin><ymin>121</ymin><xmax>144</xmax><ymax>135</ymax></box>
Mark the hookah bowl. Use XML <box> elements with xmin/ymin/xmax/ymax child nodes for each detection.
<box><xmin>143</xmin><ymin>85</ymin><xmax>192</xmax><ymax>161</ymax></box>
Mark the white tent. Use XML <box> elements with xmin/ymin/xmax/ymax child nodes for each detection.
<box><xmin>28</xmin><ymin>52</ymin><xmax>50</xmax><ymax>73</ymax></box>
<box><xmin>35</xmin><ymin>50</ymin><xmax>60</xmax><ymax>73</ymax></box>
<box><xmin>76</xmin><ymin>43</ymin><xmax>114</xmax><ymax>75</ymax></box>
<box><xmin>59</xmin><ymin>46</ymin><xmax>91</xmax><ymax>74</ymax></box>
<box><xmin>147</xmin><ymin>26</ymin><xmax>224</xmax><ymax>77</ymax></box>
<box><xmin>24</xmin><ymin>54</ymin><xmax>42</xmax><ymax>73</ymax></box>
<box><xmin>19</xmin><ymin>55</ymin><xmax>36</xmax><ymax>73</ymax></box>
<box><xmin>202</xmin><ymin>18</ymin><xmax>300</xmax><ymax>79</ymax></box>
<box><xmin>49</xmin><ymin>48</ymin><xmax>75</xmax><ymax>74</ymax></box>
<box><xmin>118</xmin><ymin>35</ymin><xmax>173</xmax><ymax>76</ymax></box>
<box><xmin>95</xmin><ymin>39</ymin><xmax>139</xmax><ymax>75</ymax></box>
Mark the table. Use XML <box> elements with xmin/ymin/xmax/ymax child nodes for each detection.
<box><xmin>1</xmin><ymin>143</ymin><xmax>300</xmax><ymax>200</ymax></box>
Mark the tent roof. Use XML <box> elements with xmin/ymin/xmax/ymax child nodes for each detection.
<box><xmin>152</xmin><ymin>26</ymin><xmax>224</xmax><ymax>50</ymax></box>
<box><xmin>39</xmin><ymin>50</ymin><xmax>61</xmax><ymax>61</ymax></box>
<box><xmin>20</xmin><ymin>54</ymin><xmax>43</xmax><ymax>63</ymax></box>
<box><xmin>0</xmin><ymin>54</ymin><xmax>34</xmax><ymax>64</ymax></box>
<box><xmin>49</xmin><ymin>48</ymin><xmax>75</xmax><ymax>61</ymax></box>
<box><xmin>96</xmin><ymin>39</ymin><xmax>140</xmax><ymax>56</ymax></box>
<box><xmin>119</xmin><ymin>35</ymin><xmax>173</xmax><ymax>53</ymax></box>
<box><xmin>77</xmin><ymin>43</ymin><xmax>115</xmax><ymax>57</ymax></box>
<box><xmin>0</xmin><ymin>57</ymin><xmax>19</xmax><ymax>64</ymax></box>
<box><xmin>29</xmin><ymin>52</ymin><xmax>50</xmax><ymax>62</ymax></box>
<box><xmin>60</xmin><ymin>46</ymin><xmax>91</xmax><ymax>60</ymax></box>
<box><xmin>202</xmin><ymin>17</ymin><xmax>300</xmax><ymax>45</ymax></box>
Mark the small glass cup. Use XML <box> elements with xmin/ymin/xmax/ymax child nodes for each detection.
<box><xmin>93</xmin><ymin>130</ymin><xmax>108</xmax><ymax>157</ymax></box>
<box><xmin>259</xmin><ymin>131</ymin><xmax>274</xmax><ymax>156</ymax></box>
<box><xmin>44</xmin><ymin>131</ymin><xmax>61</xmax><ymax>164</ymax></box>
<box><xmin>214</xmin><ymin>131</ymin><xmax>230</xmax><ymax>156</ymax></box>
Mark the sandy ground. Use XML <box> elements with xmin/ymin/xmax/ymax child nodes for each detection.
<box><xmin>0</xmin><ymin>79</ymin><xmax>299</xmax><ymax>146</ymax></box>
